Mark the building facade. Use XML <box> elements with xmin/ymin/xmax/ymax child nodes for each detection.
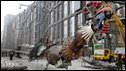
<box><xmin>14</xmin><ymin>1</ymin><xmax>87</xmax><ymax>51</ymax></box>
<box><xmin>2</xmin><ymin>1</ymin><xmax>125</xmax><ymax>52</ymax></box>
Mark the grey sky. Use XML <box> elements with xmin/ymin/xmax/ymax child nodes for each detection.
<box><xmin>1</xmin><ymin>1</ymin><xmax>34</xmax><ymax>33</ymax></box>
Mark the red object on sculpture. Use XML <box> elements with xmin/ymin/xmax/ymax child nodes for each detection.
<box><xmin>82</xmin><ymin>7</ymin><xmax>88</xmax><ymax>13</ymax></box>
<box><xmin>89</xmin><ymin>1</ymin><xmax>94</xmax><ymax>5</ymax></box>
<box><xmin>102</xmin><ymin>24</ymin><xmax>110</xmax><ymax>33</ymax></box>
<box><xmin>95</xmin><ymin>1</ymin><xmax>102</xmax><ymax>8</ymax></box>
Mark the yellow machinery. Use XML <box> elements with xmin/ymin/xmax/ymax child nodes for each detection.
<box><xmin>94</xmin><ymin>2</ymin><xmax>125</xmax><ymax>62</ymax></box>
<box><xmin>112</xmin><ymin>13</ymin><xmax>125</xmax><ymax>63</ymax></box>
<box><xmin>112</xmin><ymin>11</ymin><xmax>125</xmax><ymax>63</ymax></box>
<box><xmin>93</xmin><ymin>43</ymin><xmax>117</xmax><ymax>61</ymax></box>
<box><xmin>98</xmin><ymin>49</ymin><xmax>117</xmax><ymax>61</ymax></box>
<box><xmin>112</xmin><ymin>13</ymin><xmax>125</xmax><ymax>47</ymax></box>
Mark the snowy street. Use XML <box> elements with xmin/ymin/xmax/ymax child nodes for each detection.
<box><xmin>1</xmin><ymin>56</ymin><xmax>125</xmax><ymax>70</ymax></box>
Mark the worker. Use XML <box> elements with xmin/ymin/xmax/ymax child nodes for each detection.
<box><xmin>116</xmin><ymin>54</ymin><xmax>123</xmax><ymax>70</ymax></box>
<box><xmin>10</xmin><ymin>51</ymin><xmax>14</xmax><ymax>60</ymax></box>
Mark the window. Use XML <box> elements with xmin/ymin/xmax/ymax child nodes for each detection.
<box><xmin>70</xmin><ymin>1</ymin><xmax>75</xmax><ymax>14</ymax></box>
<box><xmin>38</xmin><ymin>25</ymin><xmax>40</xmax><ymax>40</ymax></box>
<box><xmin>36</xmin><ymin>7</ymin><xmax>39</xmax><ymax>21</ymax></box>
<box><xmin>74</xmin><ymin>1</ymin><xmax>81</xmax><ymax>11</ymax></box>
<box><xmin>51</xmin><ymin>11</ymin><xmax>54</xmax><ymax>25</ymax></box>
<box><xmin>115</xmin><ymin>4</ymin><xmax>121</xmax><ymax>16</ymax></box>
<box><xmin>53</xmin><ymin>25</ymin><xmax>55</xmax><ymax>41</ymax></box>
<box><xmin>57</xmin><ymin>5</ymin><xmax>62</xmax><ymax>21</ymax></box>
<box><xmin>59</xmin><ymin>5</ymin><xmax>62</xmax><ymax>20</ymax></box>
<box><xmin>70</xmin><ymin>1</ymin><xmax>81</xmax><ymax>14</ymax></box>
<box><xmin>57</xmin><ymin>23</ymin><xmax>60</xmax><ymax>39</ymax></box>
<box><xmin>57</xmin><ymin>6</ymin><xmax>59</xmax><ymax>21</ymax></box>
<box><xmin>27</xmin><ymin>18</ymin><xmax>30</xmax><ymax>28</ymax></box>
<box><xmin>27</xmin><ymin>35</ymin><xmax>29</xmax><ymax>44</ymax></box>
<box><xmin>64</xmin><ymin>1</ymin><xmax>68</xmax><ymax>18</ymax></box>
<box><xmin>120</xmin><ymin>5</ymin><xmax>125</xmax><ymax>17</ymax></box>
<box><xmin>53</xmin><ymin>1</ymin><xmax>56</xmax><ymax>7</ymax></box>
<box><xmin>51</xmin><ymin>1</ymin><xmax>54</xmax><ymax>7</ymax></box>
<box><xmin>48</xmin><ymin>14</ymin><xmax>51</xmax><ymax>25</ymax></box>
<box><xmin>30</xmin><ymin>13</ymin><xmax>32</xmax><ymax>21</ymax></box>
<box><xmin>123</xmin><ymin>6</ymin><xmax>125</xmax><ymax>17</ymax></box>
<box><xmin>33</xmin><ymin>9</ymin><xmax>36</xmax><ymax>20</ymax></box>
<box><xmin>29</xmin><ymin>29</ymin><xmax>31</xmax><ymax>44</ymax></box>
<box><xmin>40</xmin><ymin>24</ymin><xmax>43</xmax><ymax>38</ymax></box>
<box><xmin>54</xmin><ymin>9</ymin><xmax>57</xmax><ymax>23</ymax></box>
<box><xmin>70</xmin><ymin>16</ymin><xmax>75</xmax><ymax>37</ymax></box>
<box><xmin>54</xmin><ymin>25</ymin><xmax>57</xmax><ymax>40</ymax></box>
<box><xmin>50</xmin><ymin>26</ymin><xmax>53</xmax><ymax>41</ymax></box>
<box><xmin>40</xmin><ymin>1</ymin><xmax>44</xmax><ymax>8</ymax></box>
<box><xmin>31</xmin><ymin>27</ymin><xmax>35</xmax><ymax>41</ymax></box>
<box><xmin>31</xmin><ymin>34</ymin><xmax>34</xmax><ymax>44</ymax></box>
<box><xmin>54</xmin><ymin>1</ymin><xmax>57</xmax><ymax>6</ymax></box>
<box><xmin>63</xmin><ymin>20</ymin><xmax>68</xmax><ymax>39</ymax></box>
<box><xmin>35</xmin><ymin>24</ymin><xmax>39</xmax><ymax>31</ymax></box>
<box><xmin>54</xmin><ymin>10</ymin><xmax>56</xmax><ymax>23</ymax></box>
<box><xmin>77</xmin><ymin>13</ymin><xmax>82</xmax><ymax>27</ymax></box>
<box><xmin>35</xmin><ymin>32</ymin><xmax>37</xmax><ymax>40</ymax></box>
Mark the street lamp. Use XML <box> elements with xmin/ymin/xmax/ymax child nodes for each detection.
<box><xmin>19</xmin><ymin>4</ymin><xmax>29</xmax><ymax>9</ymax></box>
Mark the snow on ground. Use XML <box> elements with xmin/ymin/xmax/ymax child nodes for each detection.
<box><xmin>1</xmin><ymin>57</ymin><xmax>125</xmax><ymax>70</ymax></box>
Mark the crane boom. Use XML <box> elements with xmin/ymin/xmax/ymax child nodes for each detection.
<box><xmin>112</xmin><ymin>13</ymin><xmax>125</xmax><ymax>47</ymax></box>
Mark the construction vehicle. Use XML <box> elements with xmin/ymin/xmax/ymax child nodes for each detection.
<box><xmin>93</xmin><ymin>43</ymin><xmax>118</xmax><ymax>62</ymax></box>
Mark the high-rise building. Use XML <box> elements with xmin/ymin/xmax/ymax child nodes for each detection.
<box><xmin>2</xmin><ymin>14</ymin><xmax>15</xmax><ymax>49</ymax></box>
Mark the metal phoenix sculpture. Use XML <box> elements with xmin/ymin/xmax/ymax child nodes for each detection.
<box><xmin>29</xmin><ymin>3</ymin><xmax>112</xmax><ymax>70</ymax></box>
